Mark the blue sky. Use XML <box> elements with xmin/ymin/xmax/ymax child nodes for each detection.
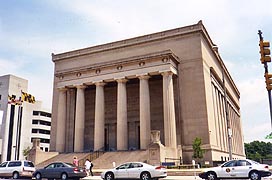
<box><xmin>1</xmin><ymin>0</ymin><xmax>272</xmax><ymax>143</ymax></box>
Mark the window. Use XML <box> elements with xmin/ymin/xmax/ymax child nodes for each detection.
<box><xmin>45</xmin><ymin>147</ymin><xmax>49</xmax><ymax>152</ymax></box>
<box><xmin>24</xmin><ymin>161</ymin><xmax>34</xmax><ymax>167</ymax></box>
<box><xmin>31</xmin><ymin>138</ymin><xmax>50</xmax><ymax>143</ymax></box>
<box><xmin>32</xmin><ymin>129</ymin><xmax>38</xmax><ymax>133</ymax></box>
<box><xmin>41</xmin><ymin>111</ymin><xmax>51</xmax><ymax>117</ymax></box>
<box><xmin>8</xmin><ymin>161</ymin><xmax>21</xmax><ymax>167</ymax></box>
<box><xmin>33</xmin><ymin>111</ymin><xmax>39</xmax><ymax>115</ymax></box>
<box><xmin>237</xmin><ymin>160</ymin><xmax>250</xmax><ymax>166</ymax></box>
<box><xmin>222</xmin><ymin>160</ymin><xmax>237</xmax><ymax>167</ymax></box>
<box><xmin>32</xmin><ymin>120</ymin><xmax>39</xmax><ymax>124</ymax></box>
<box><xmin>0</xmin><ymin>162</ymin><xmax>7</xmax><ymax>168</ymax></box>
<box><xmin>40</xmin><ymin>120</ymin><xmax>51</xmax><ymax>126</ymax></box>
<box><xmin>0</xmin><ymin>94</ymin><xmax>1</xmax><ymax>100</ymax></box>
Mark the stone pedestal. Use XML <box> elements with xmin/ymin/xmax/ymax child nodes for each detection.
<box><xmin>28</xmin><ymin>139</ymin><xmax>59</xmax><ymax>165</ymax></box>
<box><xmin>148</xmin><ymin>130</ymin><xmax>179</xmax><ymax>166</ymax></box>
<box><xmin>148</xmin><ymin>130</ymin><xmax>165</xmax><ymax>166</ymax></box>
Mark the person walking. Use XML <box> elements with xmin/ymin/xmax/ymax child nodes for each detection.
<box><xmin>85</xmin><ymin>159</ymin><xmax>91</xmax><ymax>176</ymax></box>
<box><xmin>73</xmin><ymin>156</ymin><xmax>79</xmax><ymax>166</ymax></box>
<box><xmin>90</xmin><ymin>160</ymin><xmax>94</xmax><ymax>176</ymax></box>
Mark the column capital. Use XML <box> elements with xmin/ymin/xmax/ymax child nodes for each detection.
<box><xmin>138</xmin><ymin>74</ymin><xmax>150</xmax><ymax>80</ymax></box>
<box><xmin>94</xmin><ymin>81</ymin><xmax>106</xmax><ymax>87</ymax></box>
<box><xmin>116</xmin><ymin>78</ymin><xmax>128</xmax><ymax>83</ymax></box>
<box><xmin>57</xmin><ymin>87</ymin><xmax>68</xmax><ymax>92</ymax></box>
<box><xmin>160</xmin><ymin>71</ymin><xmax>174</xmax><ymax>76</ymax></box>
<box><xmin>75</xmin><ymin>84</ymin><xmax>86</xmax><ymax>89</ymax></box>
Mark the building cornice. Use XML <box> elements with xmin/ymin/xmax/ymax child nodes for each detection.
<box><xmin>52</xmin><ymin>21</ymin><xmax>209</xmax><ymax>62</ymax></box>
<box><xmin>55</xmin><ymin>49</ymin><xmax>179</xmax><ymax>76</ymax></box>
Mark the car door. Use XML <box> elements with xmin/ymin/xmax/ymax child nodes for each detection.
<box><xmin>233</xmin><ymin>160</ymin><xmax>251</xmax><ymax>178</ymax></box>
<box><xmin>43</xmin><ymin>163</ymin><xmax>58</xmax><ymax>178</ymax></box>
<box><xmin>114</xmin><ymin>163</ymin><xmax>130</xmax><ymax>179</ymax></box>
<box><xmin>127</xmin><ymin>163</ymin><xmax>143</xmax><ymax>178</ymax></box>
<box><xmin>217</xmin><ymin>160</ymin><xmax>237</xmax><ymax>178</ymax></box>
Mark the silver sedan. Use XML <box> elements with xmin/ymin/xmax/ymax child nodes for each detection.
<box><xmin>101</xmin><ymin>162</ymin><xmax>167</xmax><ymax>180</ymax></box>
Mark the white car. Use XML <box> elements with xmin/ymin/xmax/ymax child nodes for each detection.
<box><xmin>101</xmin><ymin>162</ymin><xmax>167</xmax><ymax>180</ymax></box>
<box><xmin>199</xmin><ymin>159</ymin><xmax>271</xmax><ymax>180</ymax></box>
<box><xmin>0</xmin><ymin>160</ymin><xmax>36</xmax><ymax>179</ymax></box>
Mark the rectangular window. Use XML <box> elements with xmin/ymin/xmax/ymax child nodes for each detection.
<box><xmin>33</xmin><ymin>111</ymin><xmax>39</xmax><ymax>115</ymax></box>
<box><xmin>32</xmin><ymin>120</ymin><xmax>39</xmax><ymax>124</ymax></box>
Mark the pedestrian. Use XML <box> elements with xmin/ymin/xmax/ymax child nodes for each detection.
<box><xmin>73</xmin><ymin>156</ymin><xmax>79</xmax><ymax>166</ymax></box>
<box><xmin>85</xmin><ymin>159</ymin><xmax>91</xmax><ymax>176</ymax></box>
<box><xmin>90</xmin><ymin>160</ymin><xmax>94</xmax><ymax>176</ymax></box>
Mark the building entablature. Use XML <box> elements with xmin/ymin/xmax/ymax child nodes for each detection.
<box><xmin>55</xmin><ymin>50</ymin><xmax>180</xmax><ymax>89</ymax></box>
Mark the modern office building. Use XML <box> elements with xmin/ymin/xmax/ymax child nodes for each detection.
<box><xmin>31</xmin><ymin>102</ymin><xmax>51</xmax><ymax>152</ymax></box>
<box><xmin>50</xmin><ymin>21</ymin><xmax>245</xmax><ymax>164</ymax></box>
<box><xmin>0</xmin><ymin>74</ymin><xmax>51</xmax><ymax>161</ymax></box>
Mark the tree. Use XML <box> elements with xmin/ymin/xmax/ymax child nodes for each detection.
<box><xmin>245</xmin><ymin>141</ymin><xmax>272</xmax><ymax>162</ymax></box>
<box><xmin>23</xmin><ymin>146</ymin><xmax>31</xmax><ymax>159</ymax></box>
<box><xmin>192</xmin><ymin>137</ymin><xmax>205</xmax><ymax>160</ymax></box>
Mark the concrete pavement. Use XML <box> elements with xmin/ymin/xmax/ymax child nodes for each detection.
<box><xmin>83</xmin><ymin>175</ymin><xmax>202</xmax><ymax>180</ymax></box>
<box><xmin>83</xmin><ymin>175</ymin><xmax>272</xmax><ymax>180</ymax></box>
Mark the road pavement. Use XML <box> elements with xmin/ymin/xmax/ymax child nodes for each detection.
<box><xmin>83</xmin><ymin>175</ymin><xmax>202</xmax><ymax>180</ymax></box>
<box><xmin>83</xmin><ymin>175</ymin><xmax>272</xmax><ymax>180</ymax></box>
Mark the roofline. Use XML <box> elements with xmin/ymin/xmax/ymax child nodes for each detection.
<box><xmin>52</xmin><ymin>21</ymin><xmax>208</xmax><ymax>61</ymax></box>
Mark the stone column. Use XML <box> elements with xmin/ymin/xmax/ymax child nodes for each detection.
<box><xmin>56</xmin><ymin>87</ymin><xmax>67</xmax><ymax>152</ymax></box>
<box><xmin>116</xmin><ymin>78</ymin><xmax>128</xmax><ymax>150</ymax></box>
<box><xmin>139</xmin><ymin>75</ymin><xmax>151</xmax><ymax>149</ymax></box>
<box><xmin>74</xmin><ymin>85</ymin><xmax>86</xmax><ymax>152</ymax></box>
<box><xmin>161</xmin><ymin>71</ymin><xmax>177</xmax><ymax>148</ymax></box>
<box><xmin>94</xmin><ymin>82</ymin><xmax>106</xmax><ymax>151</ymax></box>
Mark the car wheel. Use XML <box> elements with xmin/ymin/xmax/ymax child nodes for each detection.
<box><xmin>35</xmin><ymin>172</ymin><xmax>42</xmax><ymax>180</ymax></box>
<box><xmin>249</xmin><ymin>171</ymin><xmax>261</xmax><ymax>180</ymax></box>
<box><xmin>105</xmin><ymin>172</ymin><xmax>114</xmax><ymax>180</ymax></box>
<box><xmin>12</xmin><ymin>172</ymin><xmax>20</xmax><ymax>179</ymax></box>
<box><xmin>61</xmin><ymin>173</ymin><xmax>68</xmax><ymax>180</ymax></box>
<box><xmin>206</xmin><ymin>171</ymin><xmax>217</xmax><ymax>180</ymax></box>
<box><xmin>140</xmin><ymin>172</ymin><xmax>151</xmax><ymax>180</ymax></box>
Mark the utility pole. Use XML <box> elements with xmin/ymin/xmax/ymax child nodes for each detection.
<box><xmin>258</xmin><ymin>30</ymin><xmax>272</xmax><ymax>130</ymax></box>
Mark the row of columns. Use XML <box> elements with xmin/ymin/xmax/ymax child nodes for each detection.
<box><xmin>55</xmin><ymin>71</ymin><xmax>177</xmax><ymax>152</ymax></box>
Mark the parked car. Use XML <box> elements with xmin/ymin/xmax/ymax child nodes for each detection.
<box><xmin>0</xmin><ymin>160</ymin><xmax>35</xmax><ymax>179</ymax></box>
<box><xmin>101</xmin><ymin>162</ymin><xmax>167</xmax><ymax>180</ymax></box>
<box><xmin>33</xmin><ymin>162</ymin><xmax>87</xmax><ymax>180</ymax></box>
<box><xmin>199</xmin><ymin>159</ymin><xmax>271</xmax><ymax>180</ymax></box>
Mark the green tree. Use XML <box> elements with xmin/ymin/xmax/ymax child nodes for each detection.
<box><xmin>244</xmin><ymin>141</ymin><xmax>272</xmax><ymax>162</ymax></box>
<box><xmin>192</xmin><ymin>137</ymin><xmax>205</xmax><ymax>159</ymax></box>
<box><xmin>23</xmin><ymin>146</ymin><xmax>31</xmax><ymax>159</ymax></box>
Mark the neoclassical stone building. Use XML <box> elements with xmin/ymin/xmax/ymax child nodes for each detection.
<box><xmin>50</xmin><ymin>21</ymin><xmax>245</xmax><ymax>164</ymax></box>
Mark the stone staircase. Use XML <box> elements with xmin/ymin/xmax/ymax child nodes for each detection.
<box><xmin>36</xmin><ymin>152</ymin><xmax>91</xmax><ymax>168</ymax></box>
<box><xmin>92</xmin><ymin>150</ymin><xmax>148</xmax><ymax>169</ymax></box>
<box><xmin>36</xmin><ymin>150</ymin><xmax>148</xmax><ymax>169</ymax></box>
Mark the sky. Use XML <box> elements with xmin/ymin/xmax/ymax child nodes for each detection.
<box><xmin>0</xmin><ymin>0</ymin><xmax>272</xmax><ymax>143</ymax></box>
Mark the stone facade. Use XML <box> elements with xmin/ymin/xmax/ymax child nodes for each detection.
<box><xmin>50</xmin><ymin>21</ymin><xmax>245</xmax><ymax>165</ymax></box>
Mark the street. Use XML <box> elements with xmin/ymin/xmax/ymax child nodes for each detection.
<box><xmin>83</xmin><ymin>175</ymin><xmax>202</xmax><ymax>180</ymax></box>
<box><xmin>83</xmin><ymin>175</ymin><xmax>272</xmax><ymax>180</ymax></box>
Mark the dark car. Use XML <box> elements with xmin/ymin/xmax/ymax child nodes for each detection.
<box><xmin>33</xmin><ymin>162</ymin><xmax>87</xmax><ymax>180</ymax></box>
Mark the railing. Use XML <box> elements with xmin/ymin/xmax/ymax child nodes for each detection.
<box><xmin>78</xmin><ymin>151</ymin><xmax>104</xmax><ymax>167</ymax></box>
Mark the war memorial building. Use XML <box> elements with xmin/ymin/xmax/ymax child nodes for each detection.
<box><xmin>50</xmin><ymin>21</ymin><xmax>245</xmax><ymax>165</ymax></box>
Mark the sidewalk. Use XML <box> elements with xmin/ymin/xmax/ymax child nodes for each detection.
<box><xmin>83</xmin><ymin>175</ymin><xmax>202</xmax><ymax>180</ymax></box>
<box><xmin>82</xmin><ymin>175</ymin><xmax>272</xmax><ymax>180</ymax></box>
